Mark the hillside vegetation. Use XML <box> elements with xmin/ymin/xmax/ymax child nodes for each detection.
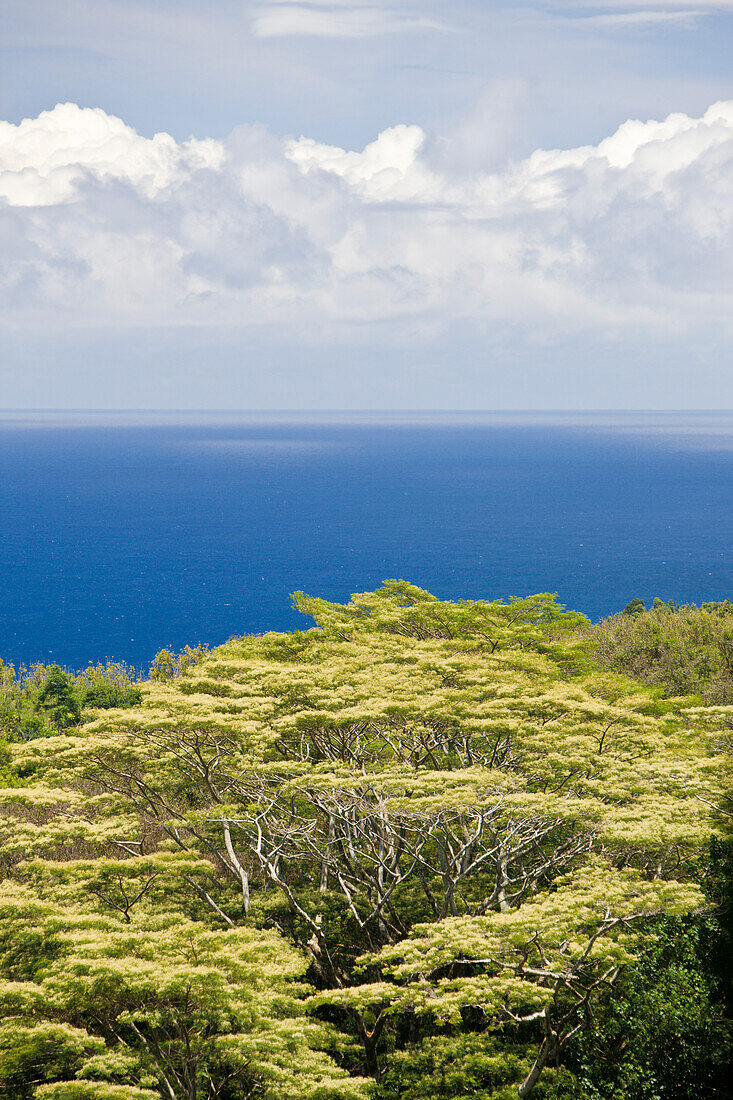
<box><xmin>0</xmin><ymin>584</ymin><xmax>730</xmax><ymax>1100</ymax></box>
<box><xmin>590</xmin><ymin>598</ymin><xmax>733</xmax><ymax>704</ymax></box>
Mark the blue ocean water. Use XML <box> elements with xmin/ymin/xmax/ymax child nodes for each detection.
<box><xmin>1</xmin><ymin>410</ymin><xmax>732</xmax><ymax>671</ymax></box>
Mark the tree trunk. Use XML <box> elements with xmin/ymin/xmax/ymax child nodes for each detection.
<box><xmin>355</xmin><ymin>1011</ymin><xmax>385</xmax><ymax>1082</ymax></box>
<box><xmin>518</xmin><ymin>1036</ymin><xmax>556</xmax><ymax>1098</ymax></box>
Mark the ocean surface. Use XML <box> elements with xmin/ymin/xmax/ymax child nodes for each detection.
<box><xmin>1</xmin><ymin>410</ymin><xmax>732</xmax><ymax>671</ymax></box>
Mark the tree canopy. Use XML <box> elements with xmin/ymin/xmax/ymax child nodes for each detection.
<box><xmin>591</xmin><ymin>598</ymin><xmax>733</xmax><ymax>703</ymax></box>
<box><xmin>0</xmin><ymin>583</ymin><xmax>729</xmax><ymax>1099</ymax></box>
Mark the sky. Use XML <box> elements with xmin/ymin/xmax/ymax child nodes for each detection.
<box><xmin>2</xmin><ymin>0</ymin><xmax>733</xmax><ymax>409</ymax></box>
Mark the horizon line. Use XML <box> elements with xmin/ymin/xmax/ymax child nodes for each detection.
<box><xmin>2</xmin><ymin>408</ymin><xmax>732</xmax><ymax>415</ymax></box>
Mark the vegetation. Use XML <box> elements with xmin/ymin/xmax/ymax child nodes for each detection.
<box><xmin>0</xmin><ymin>644</ymin><xmax>209</xmax><ymax>742</ymax></box>
<box><xmin>578</xmin><ymin>597</ymin><xmax>733</xmax><ymax>1098</ymax></box>
<box><xmin>592</xmin><ymin>597</ymin><xmax>733</xmax><ymax>703</ymax></box>
<box><xmin>0</xmin><ymin>584</ymin><xmax>729</xmax><ymax>1100</ymax></box>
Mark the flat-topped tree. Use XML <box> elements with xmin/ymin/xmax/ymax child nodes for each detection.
<box><xmin>320</xmin><ymin>863</ymin><xmax>703</xmax><ymax>1095</ymax></box>
<box><xmin>0</xmin><ymin>882</ymin><xmax>368</xmax><ymax>1100</ymax></box>
<box><xmin>0</xmin><ymin>584</ymin><xmax>725</xmax><ymax>1096</ymax></box>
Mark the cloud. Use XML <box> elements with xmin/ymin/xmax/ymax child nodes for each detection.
<box><xmin>0</xmin><ymin>104</ymin><xmax>224</xmax><ymax>206</ymax></box>
<box><xmin>577</xmin><ymin>9</ymin><xmax>702</xmax><ymax>26</ymax></box>
<box><xmin>286</xmin><ymin>124</ymin><xmax>429</xmax><ymax>198</ymax></box>
<box><xmin>562</xmin><ymin>0</ymin><xmax>733</xmax><ymax>7</ymax></box>
<box><xmin>3</xmin><ymin>100</ymin><xmax>733</xmax><ymax>346</ymax></box>
<box><xmin>250</xmin><ymin>1</ymin><xmax>447</xmax><ymax>38</ymax></box>
<box><xmin>554</xmin><ymin>0</ymin><xmax>733</xmax><ymax>25</ymax></box>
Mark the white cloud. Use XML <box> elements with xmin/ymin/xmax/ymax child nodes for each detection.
<box><xmin>287</xmin><ymin>125</ymin><xmax>429</xmax><ymax>198</ymax></box>
<box><xmin>578</xmin><ymin>9</ymin><xmax>702</xmax><ymax>26</ymax></box>
<box><xmin>3</xmin><ymin>100</ymin><xmax>733</xmax><ymax>345</ymax></box>
<box><xmin>551</xmin><ymin>0</ymin><xmax>733</xmax><ymax>29</ymax></box>
<box><xmin>250</xmin><ymin>0</ymin><xmax>447</xmax><ymax>38</ymax></box>
<box><xmin>0</xmin><ymin>104</ymin><xmax>224</xmax><ymax>206</ymax></box>
<box><xmin>562</xmin><ymin>0</ymin><xmax>733</xmax><ymax>7</ymax></box>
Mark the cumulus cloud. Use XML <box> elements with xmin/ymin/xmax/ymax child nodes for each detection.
<box><xmin>3</xmin><ymin>100</ymin><xmax>733</xmax><ymax>342</ymax></box>
<box><xmin>0</xmin><ymin>104</ymin><xmax>224</xmax><ymax>206</ymax></box>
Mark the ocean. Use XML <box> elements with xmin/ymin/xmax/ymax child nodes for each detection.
<box><xmin>1</xmin><ymin>410</ymin><xmax>732</xmax><ymax>671</ymax></box>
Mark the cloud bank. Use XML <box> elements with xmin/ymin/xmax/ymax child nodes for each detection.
<box><xmin>3</xmin><ymin>100</ymin><xmax>733</xmax><ymax>344</ymax></box>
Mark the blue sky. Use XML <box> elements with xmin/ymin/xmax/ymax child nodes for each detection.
<box><xmin>2</xmin><ymin>1</ymin><xmax>733</xmax><ymax>407</ymax></box>
<box><xmin>4</xmin><ymin>1</ymin><xmax>733</xmax><ymax>146</ymax></box>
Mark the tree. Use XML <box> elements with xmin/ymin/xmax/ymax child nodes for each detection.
<box><xmin>590</xmin><ymin>599</ymin><xmax>733</xmax><ymax>702</ymax></box>
<box><xmin>562</xmin><ymin>911</ymin><xmax>732</xmax><ymax>1100</ymax></box>
<box><xmin>0</xmin><ymin>882</ymin><xmax>367</xmax><ymax>1100</ymax></box>
<box><xmin>0</xmin><ymin>583</ymin><xmax>726</xmax><ymax>1097</ymax></box>
<box><xmin>36</xmin><ymin>666</ymin><xmax>81</xmax><ymax>730</ymax></box>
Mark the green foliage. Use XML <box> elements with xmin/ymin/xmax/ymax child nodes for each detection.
<box><xmin>591</xmin><ymin>599</ymin><xmax>733</xmax><ymax>702</ymax></box>
<box><xmin>0</xmin><ymin>584</ymin><xmax>729</xmax><ymax>1099</ymax></box>
<box><xmin>79</xmin><ymin>682</ymin><xmax>142</xmax><ymax>709</ymax></box>
<box><xmin>0</xmin><ymin>658</ymin><xmax>143</xmax><ymax>742</ymax></box>
<box><xmin>178</xmin><ymin>679</ymin><xmax>233</xmax><ymax>697</ymax></box>
<box><xmin>36</xmin><ymin>666</ymin><xmax>82</xmax><ymax>729</ymax></box>
<box><xmin>0</xmin><ymin>738</ymin><xmax>28</xmax><ymax>787</ymax></box>
<box><xmin>376</xmin><ymin>1031</ymin><xmax>532</xmax><ymax>1100</ymax></box>
<box><xmin>564</xmin><ymin>913</ymin><xmax>732</xmax><ymax>1099</ymax></box>
<box><xmin>705</xmin><ymin>836</ymin><xmax>733</xmax><ymax>1011</ymax></box>
<box><xmin>0</xmin><ymin>1022</ymin><xmax>105</xmax><ymax>1100</ymax></box>
<box><xmin>149</xmin><ymin>644</ymin><xmax>209</xmax><ymax>682</ymax></box>
<box><xmin>0</xmin><ymin>885</ymin><xmax>367</xmax><ymax>1100</ymax></box>
<box><xmin>148</xmin><ymin>648</ymin><xmax>177</xmax><ymax>682</ymax></box>
<box><xmin>77</xmin><ymin>664</ymin><xmax>143</xmax><ymax>710</ymax></box>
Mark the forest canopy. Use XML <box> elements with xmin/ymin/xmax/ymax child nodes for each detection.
<box><xmin>0</xmin><ymin>584</ymin><xmax>730</xmax><ymax>1100</ymax></box>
